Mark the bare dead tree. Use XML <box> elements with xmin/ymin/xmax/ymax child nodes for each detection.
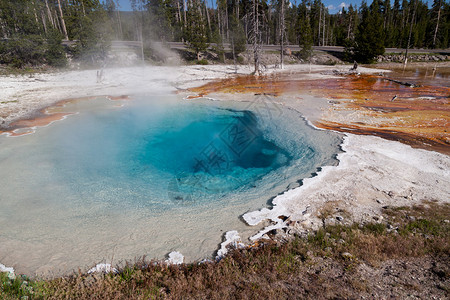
<box><xmin>80</xmin><ymin>0</ymin><xmax>86</xmax><ymax>16</ymax></box>
<box><xmin>204</xmin><ymin>0</ymin><xmax>211</xmax><ymax>32</ymax></box>
<box><xmin>44</xmin><ymin>0</ymin><xmax>55</xmax><ymax>28</ymax></box>
<box><xmin>0</xmin><ymin>7</ymin><xmax>5</xmax><ymax>38</ymax></box>
<box><xmin>183</xmin><ymin>0</ymin><xmax>187</xmax><ymax>27</ymax></box>
<box><xmin>279</xmin><ymin>0</ymin><xmax>286</xmax><ymax>69</ymax></box>
<box><xmin>250</xmin><ymin>0</ymin><xmax>262</xmax><ymax>74</ymax></box>
<box><xmin>131</xmin><ymin>0</ymin><xmax>145</xmax><ymax>62</ymax></box>
<box><xmin>433</xmin><ymin>0</ymin><xmax>442</xmax><ymax>47</ymax></box>
<box><xmin>225</xmin><ymin>1</ymin><xmax>229</xmax><ymax>40</ymax></box>
<box><xmin>405</xmin><ymin>0</ymin><xmax>418</xmax><ymax>65</ymax></box>
<box><xmin>318</xmin><ymin>4</ymin><xmax>322</xmax><ymax>46</ymax></box>
<box><xmin>322</xmin><ymin>6</ymin><xmax>326</xmax><ymax>46</ymax></box>
<box><xmin>115</xmin><ymin>0</ymin><xmax>123</xmax><ymax>39</ymax></box>
<box><xmin>56</xmin><ymin>0</ymin><xmax>68</xmax><ymax>40</ymax></box>
<box><xmin>31</xmin><ymin>1</ymin><xmax>39</xmax><ymax>28</ymax></box>
<box><xmin>174</xmin><ymin>0</ymin><xmax>181</xmax><ymax>23</ymax></box>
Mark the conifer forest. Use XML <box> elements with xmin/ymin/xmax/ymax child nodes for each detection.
<box><xmin>0</xmin><ymin>0</ymin><xmax>449</xmax><ymax>66</ymax></box>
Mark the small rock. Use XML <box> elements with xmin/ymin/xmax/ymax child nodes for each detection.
<box><xmin>87</xmin><ymin>263</ymin><xmax>118</xmax><ymax>274</ymax></box>
<box><xmin>387</xmin><ymin>225</ymin><xmax>398</xmax><ymax>232</ymax></box>
<box><xmin>407</xmin><ymin>215</ymin><xmax>416</xmax><ymax>221</ymax></box>
<box><xmin>341</xmin><ymin>252</ymin><xmax>353</xmax><ymax>259</ymax></box>
<box><xmin>324</xmin><ymin>218</ymin><xmax>336</xmax><ymax>226</ymax></box>
<box><xmin>336</xmin><ymin>216</ymin><xmax>344</xmax><ymax>222</ymax></box>
<box><xmin>216</xmin><ymin>230</ymin><xmax>245</xmax><ymax>259</ymax></box>
<box><xmin>166</xmin><ymin>251</ymin><xmax>184</xmax><ymax>265</ymax></box>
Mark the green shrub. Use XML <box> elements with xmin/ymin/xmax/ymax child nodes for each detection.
<box><xmin>196</xmin><ymin>59</ymin><xmax>208</xmax><ymax>65</ymax></box>
<box><xmin>0</xmin><ymin>32</ymin><xmax>67</xmax><ymax>68</ymax></box>
<box><xmin>0</xmin><ymin>35</ymin><xmax>46</xmax><ymax>68</ymax></box>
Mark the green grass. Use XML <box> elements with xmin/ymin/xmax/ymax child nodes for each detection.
<box><xmin>0</xmin><ymin>273</ymin><xmax>48</xmax><ymax>299</ymax></box>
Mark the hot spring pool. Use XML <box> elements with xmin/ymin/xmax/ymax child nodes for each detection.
<box><xmin>0</xmin><ymin>94</ymin><xmax>342</xmax><ymax>276</ymax></box>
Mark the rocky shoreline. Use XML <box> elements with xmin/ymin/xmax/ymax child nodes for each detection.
<box><xmin>377</xmin><ymin>53</ymin><xmax>449</xmax><ymax>63</ymax></box>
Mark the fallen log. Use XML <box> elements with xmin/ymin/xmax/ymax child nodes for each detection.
<box><xmin>383</xmin><ymin>78</ymin><xmax>420</xmax><ymax>88</ymax></box>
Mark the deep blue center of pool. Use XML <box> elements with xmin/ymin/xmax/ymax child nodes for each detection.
<box><xmin>50</xmin><ymin>98</ymin><xmax>301</xmax><ymax>208</ymax></box>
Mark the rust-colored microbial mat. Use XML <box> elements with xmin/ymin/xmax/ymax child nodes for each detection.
<box><xmin>189</xmin><ymin>72</ymin><xmax>450</xmax><ymax>155</ymax></box>
<box><xmin>0</xmin><ymin>95</ymin><xmax>127</xmax><ymax>137</ymax></box>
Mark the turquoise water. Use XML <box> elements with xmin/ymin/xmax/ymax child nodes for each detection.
<box><xmin>0</xmin><ymin>95</ymin><xmax>342</xmax><ymax>276</ymax></box>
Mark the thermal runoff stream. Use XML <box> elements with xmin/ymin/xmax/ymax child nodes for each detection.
<box><xmin>0</xmin><ymin>93</ymin><xmax>342</xmax><ymax>276</ymax></box>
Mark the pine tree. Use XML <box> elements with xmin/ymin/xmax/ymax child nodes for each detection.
<box><xmin>183</xmin><ymin>0</ymin><xmax>208</xmax><ymax>61</ymax></box>
<box><xmin>67</xmin><ymin>1</ymin><xmax>113</xmax><ymax>65</ymax></box>
<box><xmin>442</xmin><ymin>1</ymin><xmax>450</xmax><ymax>48</ymax></box>
<box><xmin>211</xmin><ymin>27</ymin><xmax>225</xmax><ymax>62</ymax></box>
<box><xmin>56</xmin><ymin>0</ymin><xmax>68</xmax><ymax>40</ymax></box>
<box><xmin>391</xmin><ymin>0</ymin><xmax>401</xmax><ymax>47</ymax></box>
<box><xmin>382</xmin><ymin>0</ymin><xmax>393</xmax><ymax>46</ymax></box>
<box><xmin>45</xmin><ymin>28</ymin><xmax>66</xmax><ymax>67</ymax></box>
<box><xmin>230</xmin><ymin>14</ymin><xmax>246</xmax><ymax>56</ymax></box>
<box><xmin>298</xmin><ymin>0</ymin><xmax>313</xmax><ymax>60</ymax></box>
<box><xmin>354</xmin><ymin>0</ymin><xmax>385</xmax><ymax>63</ymax></box>
<box><xmin>147</xmin><ymin>0</ymin><xmax>177</xmax><ymax>41</ymax></box>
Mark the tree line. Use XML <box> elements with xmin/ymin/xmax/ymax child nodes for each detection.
<box><xmin>0</xmin><ymin>0</ymin><xmax>449</xmax><ymax>68</ymax></box>
<box><xmin>0</xmin><ymin>0</ymin><xmax>112</xmax><ymax>67</ymax></box>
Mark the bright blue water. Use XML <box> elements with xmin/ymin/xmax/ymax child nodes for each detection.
<box><xmin>49</xmin><ymin>97</ymin><xmax>316</xmax><ymax>209</ymax></box>
<box><xmin>0</xmin><ymin>95</ymin><xmax>342</xmax><ymax>275</ymax></box>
